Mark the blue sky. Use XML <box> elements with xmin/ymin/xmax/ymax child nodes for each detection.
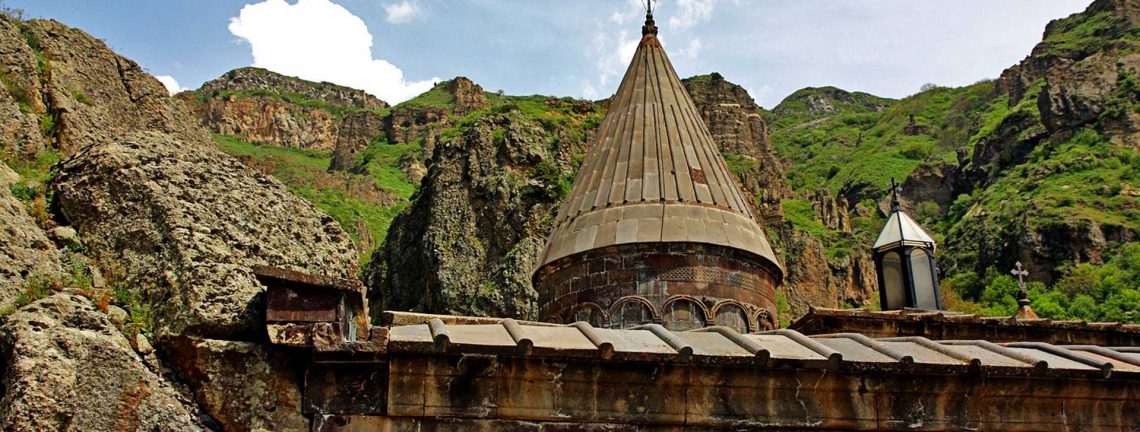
<box><xmin>10</xmin><ymin>0</ymin><xmax>1091</xmax><ymax>106</ymax></box>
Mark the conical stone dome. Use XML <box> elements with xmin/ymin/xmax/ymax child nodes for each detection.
<box><xmin>532</xmin><ymin>13</ymin><xmax>783</xmax><ymax>332</ymax></box>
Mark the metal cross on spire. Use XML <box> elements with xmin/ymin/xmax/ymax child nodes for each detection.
<box><xmin>642</xmin><ymin>0</ymin><xmax>659</xmax><ymax>36</ymax></box>
<box><xmin>888</xmin><ymin>178</ymin><xmax>902</xmax><ymax>212</ymax></box>
<box><xmin>1011</xmin><ymin>261</ymin><xmax>1038</xmax><ymax>319</ymax></box>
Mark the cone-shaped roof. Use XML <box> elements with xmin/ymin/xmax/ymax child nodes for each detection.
<box><xmin>536</xmin><ymin>15</ymin><xmax>780</xmax><ymax>274</ymax></box>
<box><xmin>872</xmin><ymin>210</ymin><xmax>937</xmax><ymax>252</ymax></box>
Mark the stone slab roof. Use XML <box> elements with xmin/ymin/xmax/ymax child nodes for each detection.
<box><xmin>378</xmin><ymin>312</ymin><xmax>1140</xmax><ymax>379</ymax></box>
<box><xmin>790</xmin><ymin>307</ymin><xmax>1140</xmax><ymax>346</ymax></box>
<box><xmin>536</xmin><ymin>26</ymin><xmax>779</xmax><ymax>273</ymax></box>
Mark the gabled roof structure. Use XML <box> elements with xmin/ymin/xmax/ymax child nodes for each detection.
<box><xmin>535</xmin><ymin>13</ymin><xmax>779</xmax><ymax>271</ymax></box>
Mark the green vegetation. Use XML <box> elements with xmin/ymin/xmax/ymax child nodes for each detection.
<box><xmin>354</xmin><ymin>138</ymin><xmax>421</xmax><ymax>198</ymax></box>
<box><xmin>1036</xmin><ymin>10</ymin><xmax>1140</xmax><ymax>59</ymax></box>
<box><xmin>394</xmin><ymin>82</ymin><xmax>454</xmax><ymax>110</ymax></box>
<box><xmin>781</xmin><ymin>198</ymin><xmax>873</xmax><ymax>263</ymax></box>
<box><xmin>0</xmin><ymin>65</ymin><xmax>35</xmax><ymax>113</ymax></box>
<box><xmin>771</xmin><ymin>82</ymin><xmax>1001</xmax><ymax>196</ymax></box>
<box><xmin>213</xmin><ymin>134</ymin><xmax>409</xmax><ymax>264</ymax></box>
<box><xmin>70</xmin><ymin>87</ymin><xmax>94</xmax><ymax>106</ymax></box>
<box><xmin>2</xmin><ymin>149</ymin><xmax>60</xmax><ymax>226</ymax></box>
<box><xmin>945</xmin><ymin>243</ymin><xmax>1140</xmax><ymax>324</ymax></box>
<box><xmin>722</xmin><ymin>153</ymin><xmax>757</xmax><ymax>176</ymax></box>
<box><xmin>527</xmin><ymin>160</ymin><xmax>573</xmax><ymax>200</ymax></box>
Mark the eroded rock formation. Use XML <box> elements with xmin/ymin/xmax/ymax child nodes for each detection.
<box><xmin>0</xmin><ymin>294</ymin><xmax>201</xmax><ymax>430</ymax></box>
<box><xmin>52</xmin><ymin>130</ymin><xmax>359</xmax><ymax>340</ymax></box>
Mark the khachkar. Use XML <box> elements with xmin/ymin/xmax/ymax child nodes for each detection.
<box><xmin>532</xmin><ymin>11</ymin><xmax>783</xmax><ymax>332</ymax></box>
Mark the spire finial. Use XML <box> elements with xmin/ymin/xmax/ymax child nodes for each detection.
<box><xmin>889</xmin><ymin>178</ymin><xmax>902</xmax><ymax>213</ymax></box>
<box><xmin>642</xmin><ymin>0</ymin><xmax>659</xmax><ymax>36</ymax></box>
<box><xmin>1011</xmin><ymin>261</ymin><xmax>1039</xmax><ymax>320</ymax></box>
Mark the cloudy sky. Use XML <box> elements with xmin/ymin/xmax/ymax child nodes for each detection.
<box><xmin>11</xmin><ymin>0</ymin><xmax>1090</xmax><ymax>107</ymax></box>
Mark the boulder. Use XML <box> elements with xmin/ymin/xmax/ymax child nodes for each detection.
<box><xmin>162</xmin><ymin>337</ymin><xmax>307</xmax><ymax>432</ymax></box>
<box><xmin>52</xmin><ymin>131</ymin><xmax>359</xmax><ymax>340</ymax></box>
<box><xmin>0</xmin><ymin>294</ymin><xmax>200</xmax><ymax>430</ymax></box>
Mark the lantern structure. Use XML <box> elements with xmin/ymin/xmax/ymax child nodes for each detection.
<box><xmin>872</xmin><ymin>180</ymin><xmax>942</xmax><ymax>311</ymax></box>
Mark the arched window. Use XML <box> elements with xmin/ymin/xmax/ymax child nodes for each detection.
<box><xmin>663</xmin><ymin>298</ymin><xmax>706</xmax><ymax>331</ymax></box>
<box><xmin>610</xmin><ymin>298</ymin><xmax>654</xmax><ymax>329</ymax></box>
<box><xmin>713</xmin><ymin>303</ymin><xmax>750</xmax><ymax>333</ymax></box>
<box><xmin>881</xmin><ymin>251</ymin><xmax>905</xmax><ymax>310</ymax></box>
<box><xmin>572</xmin><ymin>303</ymin><xmax>607</xmax><ymax>328</ymax></box>
<box><xmin>909</xmin><ymin>248</ymin><xmax>938</xmax><ymax>309</ymax></box>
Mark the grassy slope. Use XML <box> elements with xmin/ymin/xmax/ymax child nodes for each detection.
<box><xmin>770</xmin><ymin>83</ymin><xmax>1001</xmax><ymax>196</ymax></box>
<box><xmin>214</xmin><ymin>81</ymin><xmax>605</xmax><ymax>266</ymax></box>
<box><xmin>213</xmin><ymin>134</ymin><xmax>409</xmax><ymax>265</ymax></box>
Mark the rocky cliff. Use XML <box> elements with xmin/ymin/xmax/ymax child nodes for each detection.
<box><xmin>0</xmin><ymin>15</ymin><xmax>362</xmax><ymax>430</ymax></box>
<box><xmin>942</xmin><ymin>0</ymin><xmax>1139</xmax><ymax>285</ymax></box>
<box><xmin>364</xmin><ymin>97</ymin><xmax>599</xmax><ymax>320</ymax></box>
<box><xmin>766</xmin><ymin>0</ymin><xmax>1139</xmax><ymax>313</ymax></box>
<box><xmin>179</xmin><ymin>67</ymin><xmax>389</xmax><ymax>154</ymax></box>
<box><xmin>683</xmin><ymin>73</ymin><xmax>792</xmax><ymax>219</ymax></box>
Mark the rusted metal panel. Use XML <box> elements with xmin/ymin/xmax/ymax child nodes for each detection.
<box><xmin>265</xmin><ymin>285</ymin><xmax>340</xmax><ymax>323</ymax></box>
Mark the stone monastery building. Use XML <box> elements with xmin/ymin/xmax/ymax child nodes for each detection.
<box><xmin>258</xmin><ymin>10</ymin><xmax>1140</xmax><ymax>432</ymax></box>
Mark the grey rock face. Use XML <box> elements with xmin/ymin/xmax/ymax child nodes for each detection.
<box><xmin>0</xmin><ymin>161</ymin><xmax>61</xmax><ymax>308</ymax></box>
<box><xmin>52</xmin><ymin>131</ymin><xmax>360</xmax><ymax>340</ymax></box>
<box><xmin>163</xmin><ymin>337</ymin><xmax>307</xmax><ymax>432</ymax></box>
<box><xmin>366</xmin><ymin>111</ymin><xmax>590</xmax><ymax>320</ymax></box>
<box><xmin>0</xmin><ymin>294</ymin><xmax>200</xmax><ymax>431</ymax></box>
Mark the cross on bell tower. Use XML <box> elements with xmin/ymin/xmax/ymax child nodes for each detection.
<box><xmin>889</xmin><ymin>178</ymin><xmax>902</xmax><ymax>212</ymax></box>
<box><xmin>1011</xmin><ymin>261</ymin><xmax>1039</xmax><ymax>320</ymax></box>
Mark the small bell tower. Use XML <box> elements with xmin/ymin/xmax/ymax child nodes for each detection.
<box><xmin>872</xmin><ymin>179</ymin><xmax>942</xmax><ymax>310</ymax></box>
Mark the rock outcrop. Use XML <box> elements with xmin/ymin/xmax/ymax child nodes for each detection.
<box><xmin>0</xmin><ymin>161</ymin><xmax>60</xmax><ymax>307</ymax></box>
<box><xmin>944</xmin><ymin>0</ymin><xmax>1140</xmax><ymax>283</ymax></box>
<box><xmin>52</xmin><ymin>131</ymin><xmax>359</xmax><ymax>340</ymax></box>
<box><xmin>683</xmin><ymin>73</ymin><xmax>792</xmax><ymax>219</ymax></box>
<box><xmin>365</xmin><ymin>111</ymin><xmax>581</xmax><ymax>320</ymax></box>
<box><xmin>1</xmin><ymin>15</ymin><xmax>372</xmax><ymax>431</ymax></box>
<box><xmin>163</xmin><ymin>337</ymin><xmax>307</xmax><ymax>431</ymax></box>
<box><xmin>180</xmin><ymin>67</ymin><xmax>389</xmax><ymax>157</ymax></box>
<box><xmin>1</xmin><ymin>17</ymin><xmax>207</xmax><ymax>156</ymax></box>
<box><xmin>0</xmin><ymin>294</ymin><xmax>201</xmax><ymax>430</ymax></box>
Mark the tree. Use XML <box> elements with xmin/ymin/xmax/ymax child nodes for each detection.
<box><xmin>919</xmin><ymin>83</ymin><xmax>940</xmax><ymax>92</ymax></box>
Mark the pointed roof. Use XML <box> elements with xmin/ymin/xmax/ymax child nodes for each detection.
<box><xmin>536</xmin><ymin>13</ymin><xmax>780</xmax><ymax>274</ymax></box>
<box><xmin>872</xmin><ymin>210</ymin><xmax>937</xmax><ymax>252</ymax></box>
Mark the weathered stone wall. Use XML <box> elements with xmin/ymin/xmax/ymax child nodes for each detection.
<box><xmin>535</xmin><ymin>242</ymin><xmax>779</xmax><ymax>331</ymax></box>
<box><xmin>306</xmin><ymin>353</ymin><xmax>1140</xmax><ymax>432</ymax></box>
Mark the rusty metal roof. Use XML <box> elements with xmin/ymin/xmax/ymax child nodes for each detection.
<box><xmin>536</xmin><ymin>22</ymin><xmax>780</xmax><ymax>273</ymax></box>
<box><xmin>380</xmin><ymin>313</ymin><xmax>1140</xmax><ymax>379</ymax></box>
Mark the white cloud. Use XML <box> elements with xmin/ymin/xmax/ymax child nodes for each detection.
<box><xmin>155</xmin><ymin>75</ymin><xmax>185</xmax><ymax>95</ymax></box>
<box><xmin>384</xmin><ymin>1</ymin><xmax>420</xmax><ymax>24</ymax></box>
<box><xmin>668</xmin><ymin>0</ymin><xmax>716</xmax><ymax>30</ymax></box>
<box><xmin>583</xmin><ymin>0</ymin><xmax>645</xmax><ymax>99</ymax></box>
<box><xmin>673</xmin><ymin>38</ymin><xmax>702</xmax><ymax>60</ymax></box>
<box><xmin>229</xmin><ymin>0</ymin><xmax>437</xmax><ymax>104</ymax></box>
